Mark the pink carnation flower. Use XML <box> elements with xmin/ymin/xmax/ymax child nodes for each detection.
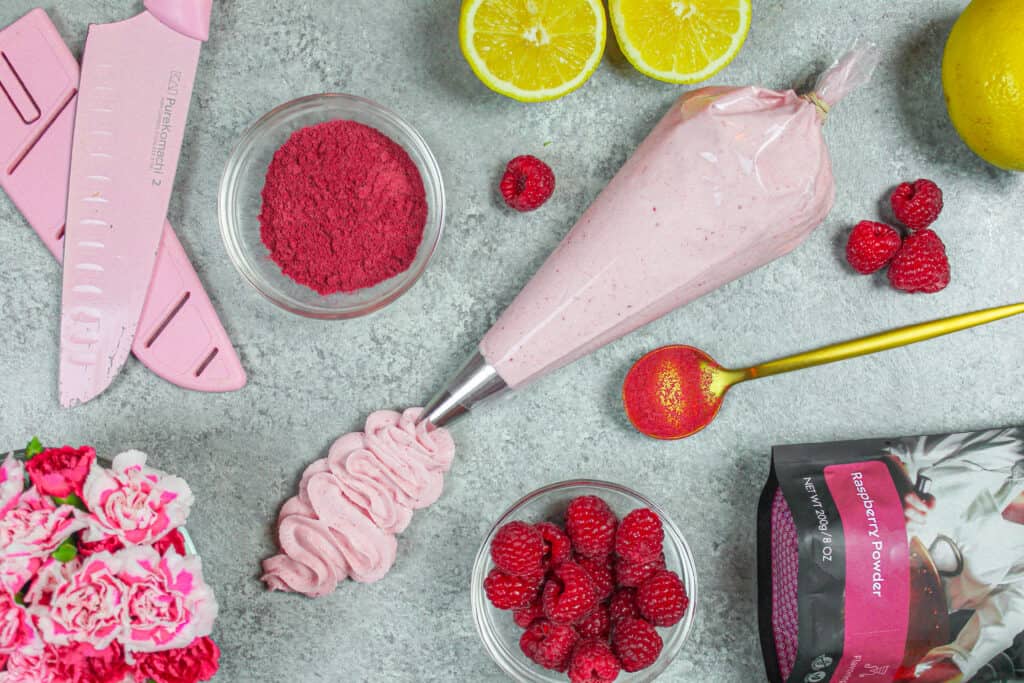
<box><xmin>1</xmin><ymin>453</ymin><xmax>24</xmax><ymax>516</ymax></box>
<box><xmin>119</xmin><ymin>546</ymin><xmax>217</xmax><ymax>654</ymax></box>
<box><xmin>31</xmin><ymin>552</ymin><xmax>126</xmax><ymax>650</ymax></box>
<box><xmin>25</xmin><ymin>445</ymin><xmax>96</xmax><ymax>499</ymax></box>
<box><xmin>1</xmin><ymin>587</ymin><xmax>40</xmax><ymax>657</ymax></box>
<box><xmin>23</xmin><ymin>557</ymin><xmax>82</xmax><ymax>607</ymax></box>
<box><xmin>0</xmin><ymin>488</ymin><xmax>86</xmax><ymax>593</ymax></box>
<box><xmin>82</xmin><ymin>451</ymin><xmax>193</xmax><ymax>546</ymax></box>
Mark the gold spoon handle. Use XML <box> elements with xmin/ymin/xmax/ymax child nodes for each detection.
<box><xmin>744</xmin><ymin>302</ymin><xmax>1024</xmax><ymax>380</ymax></box>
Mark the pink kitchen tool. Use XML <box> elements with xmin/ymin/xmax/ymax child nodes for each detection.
<box><xmin>0</xmin><ymin>9</ymin><xmax>245</xmax><ymax>396</ymax></box>
<box><xmin>59</xmin><ymin>0</ymin><xmax>215</xmax><ymax>406</ymax></box>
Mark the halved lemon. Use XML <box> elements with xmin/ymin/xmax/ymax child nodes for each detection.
<box><xmin>610</xmin><ymin>0</ymin><xmax>751</xmax><ymax>84</ymax></box>
<box><xmin>459</xmin><ymin>0</ymin><xmax>607</xmax><ymax>102</ymax></box>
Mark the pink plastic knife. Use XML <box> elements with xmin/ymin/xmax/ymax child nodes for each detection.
<box><xmin>0</xmin><ymin>9</ymin><xmax>245</xmax><ymax>397</ymax></box>
<box><xmin>60</xmin><ymin>0</ymin><xmax>214</xmax><ymax>406</ymax></box>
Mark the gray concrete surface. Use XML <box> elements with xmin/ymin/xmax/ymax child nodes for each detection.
<box><xmin>1</xmin><ymin>1</ymin><xmax>1022</xmax><ymax>681</ymax></box>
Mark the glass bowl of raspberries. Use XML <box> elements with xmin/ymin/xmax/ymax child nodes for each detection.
<box><xmin>471</xmin><ymin>480</ymin><xmax>698</xmax><ymax>682</ymax></box>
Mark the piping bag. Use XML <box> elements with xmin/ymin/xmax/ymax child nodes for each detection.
<box><xmin>262</xmin><ymin>44</ymin><xmax>881</xmax><ymax>596</ymax></box>
<box><xmin>419</xmin><ymin>42</ymin><xmax>881</xmax><ymax>429</ymax></box>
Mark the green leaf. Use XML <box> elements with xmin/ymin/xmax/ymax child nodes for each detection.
<box><xmin>14</xmin><ymin>591</ymin><xmax>25</xmax><ymax>606</ymax></box>
<box><xmin>24</xmin><ymin>436</ymin><xmax>43</xmax><ymax>459</ymax></box>
<box><xmin>53</xmin><ymin>492</ymin><xmax>87</xmax><ymax>510</ymax></box>
<box><xmin>543</xmin><ymin>140</ymin><xmax>553</xmax><ymax>147</ymax></box>
<box><xmin>52</xmin><ymin>538</ymin><xmax>78</xmax><ymax>563</ymax></box>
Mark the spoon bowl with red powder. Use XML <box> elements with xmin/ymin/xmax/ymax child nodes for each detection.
<box><xmin>218</xmin><ymin>94</ymin><xmax>445</xmax><ymax>318</ymax></box>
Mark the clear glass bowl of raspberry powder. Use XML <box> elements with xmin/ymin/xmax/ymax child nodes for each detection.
<box><xmin>218</xmin><ymin>94</ymin><xmax>445</xmax><ymax>318</ymax></box>
<box><xmin>471</xmin><ymin>480</ymin><xmax>699</xmax><ymax>682</ymax></box>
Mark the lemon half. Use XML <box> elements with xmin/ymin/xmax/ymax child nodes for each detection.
<box><xmin>460</xmin><ymin>0</ymin><xmax>607</xmax><ymax>102</ymax></box>
<box><xmin>610</xmin><ymin>0</ymin><xmax>751</xmax><ymax>84</ymax></box>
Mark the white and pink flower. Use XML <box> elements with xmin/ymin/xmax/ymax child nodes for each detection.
<box><xmin>1</xmin><ymin>587</ymin><xmax>40</xmax><ymax>658</ymax></box>
<box><xmin>0</xmin><ymin>488</ymin><xmax>86</xmax><ymax>593</ymax></box>
<box><xmin>82</xmin><ymin>451</ymin><xmax>193</xmax><ymax>546</ymax></box>
<box><xmin>31</xmin><ymin>552</ymin><xmax>126</xmax><ymax>650</ymax></box>
<box><xmin>118</xmin><ymin>546</ymin><xmax>217</xmax><ymax>654</ymax></box>
<box><xmin>0</xmin><ymin>453</ymin><xmax>25</xmax><ymax>516</ymax></box>
<box><xmin>23</xmin><ymin>558</ymin><xmax>82</xmax><ymax>607</ymax></box>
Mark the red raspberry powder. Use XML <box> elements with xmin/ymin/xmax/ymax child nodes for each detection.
<box><xmin>258</xmin><ymin>120</ymin><xmax>427</xmax><ymax>295</ymax></box>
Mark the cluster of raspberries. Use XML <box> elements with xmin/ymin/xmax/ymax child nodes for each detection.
<box><xmin>845</xmin><ymin>178</ymin><xmax>950</xmax><ymax>293</ymax></box>
<box><xmin>483</xmin><ymin>496</ymin><xmax>689</xmax><ymax>682</ymax></box>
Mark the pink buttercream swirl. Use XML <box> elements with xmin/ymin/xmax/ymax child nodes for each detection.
<box><xmin>262</xmin><ymin>408</ymin><xmax>455</xmax><ymax>597</ymax></box>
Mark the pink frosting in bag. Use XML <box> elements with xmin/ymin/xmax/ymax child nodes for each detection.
<box><xmin>262</xmin><ymin>409</ymin><xmax>455</xmax><ymax>597</ymax></box>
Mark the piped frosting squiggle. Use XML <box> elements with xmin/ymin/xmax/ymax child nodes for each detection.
<box><xmin>261</xmin><ymin>408</ymin><xmax>455</xmax><ymax>597</ymax></box>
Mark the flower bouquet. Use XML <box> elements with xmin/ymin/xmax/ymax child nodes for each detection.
<box><xmin>0</xmin><ymin>440</ymin><xmax>219</xmax><ymax>683</ymax></box>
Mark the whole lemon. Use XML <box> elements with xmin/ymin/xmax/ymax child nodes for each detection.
<box><xmin>942</xmin><ymin>0</ymin><xmax>1024</xmax><ymax>171</ymax></box>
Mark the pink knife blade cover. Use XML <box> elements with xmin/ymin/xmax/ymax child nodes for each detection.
<box><xmin>0</xmin><ymin>9</ymin><xmax>245</xmax><ymax>394</ymax></box>
<box><xmin>144</xmin><ymin>0</ymin><xmax>213</xmax><ymax>41</ymax></box>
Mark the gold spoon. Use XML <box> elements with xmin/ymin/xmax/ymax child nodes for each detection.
<box><xmin>623</xmin><ymin>302</ymin><xmax>1024</xmax><ymax>440</ymax></box>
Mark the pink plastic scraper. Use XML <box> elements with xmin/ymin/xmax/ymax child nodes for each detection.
<box><xmin>0</xmin><ymin>9</ymin><xmax>245</xmax><ymax>397</ymax></box>
<box><xmin>60</xmin><ymin>0</ymin><xmax>214</xmax><ymax>406</ymax></box>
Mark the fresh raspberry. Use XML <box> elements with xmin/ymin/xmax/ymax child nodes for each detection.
<box><xmin>513</xmin><ymin>596</ymin><xmax>545</xmax><ymax>628</ymax></box>
<box><xmin>568</xmin><ymin>639</ymin><xmax>621</xmax><ymax>683</ymax></box>
<box><xmin>887</xmin><ymin>229</ymin><xmax>950</xmax><ymax>294</ymax></box>
<box><xmin>615</xmin><ymin>508</ymin><xmax>664</xmax><ymax>564</ymax></box>
<box><xmin>612</xmin><ymin>617</ymin><xmax>664</xmax><ymax>673</ymax></box>
<box><xmin>890</xmin><ymin>179</ymin><xmax>943</xmax><ymax>231</ymax></box>
<box><xmin>484</xmin><ymin>568</ymin><xmax>539</xmax><ymax>610</ymax></box>
<box><xmin>575</xmin><ymin>605</ymin><xmax>611</xmax><ymax>640</ymax></box>
<box><xmin>636</xmin><ymin>570</ymin><xmax>689</xmax><ymax>627</ymax></box>
<box><xmin>543</xmin><ymin>561</ymin><xmax>598</xmax><ymax>624</ymax></box>
<box><xmin>565</xmin><ymin>496</ymin><xmax>618</xmax><ymax>559</ymax></box>
<box><xmin>536</xmin><ymin>522</ymin><xmax>572</xmax><ymax>569</ymax></box>
<box><xmin>500</xmin><ymin>155</ymin><xmax>555</xmax><ymax>212</ymax></box>
<box><xmin>520</xmin><ymin>619</ymin><xmax>579</xmax><ymax>672</ymax></box>
<box><xmin>491</xmin><ymin>520</ymin><xmax>545</xmax><ymax>578</ymax></box>
<box><xmin>845</xmin><ymin>221</ymin><xmax>902</xmax><ymax>274</ymax></box>
<box><xmin>576</xmin><ymin>555</ymin><xmax>614</xmax><ymax>602</ymax></box>
<box><xmin>615</xmin><ymin>553</ymin><xmax>666</xmax><ymax>588</ymax></box>
<box><xmin>608</xmin><ymin>588</ymin><xmax>640</xmax><ymax>623</ymax></box>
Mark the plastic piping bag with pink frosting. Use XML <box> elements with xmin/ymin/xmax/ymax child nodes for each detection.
<box><xmin>476</xmin><ymin>41</ymin><xmax>882</xmax><ymax>392</ymax></box>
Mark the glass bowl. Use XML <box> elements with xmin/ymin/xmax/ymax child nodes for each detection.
<box><xmin>217</xmin><ymin>94</ymin><xmax>446</xmax><ymax>318</ymax></box>
<box><xmin>471</xmin><ymin>480</ymin><xmax>699</xmax><ymax>682</ymax></box>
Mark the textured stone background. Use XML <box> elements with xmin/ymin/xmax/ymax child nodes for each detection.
<box><xmin>1</xmin><ymin>1</ymin><xmax>1022</xmax><ymax>681</ymax></box>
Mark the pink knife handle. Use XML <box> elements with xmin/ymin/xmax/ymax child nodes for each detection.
<box><xmin>144</xmin><ymin>0</ymin><xmax>213</xmax><ymax>41</ymax></box>
<box><xmin>0</xmin><ymin>9</ymin><xmax>245</xmax><ymax>393</ymax></box>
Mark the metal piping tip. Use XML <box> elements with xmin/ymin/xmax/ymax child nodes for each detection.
<box><xmin>419</xmin><ymin>351</ymin><xmax>508</xmax><ymax>429</ymax></box>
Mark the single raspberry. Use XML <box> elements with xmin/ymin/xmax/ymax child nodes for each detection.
<box><xmin>520</xmin><ymin>619</ymin><xmax>579</xmax><ymax>672</ymax></box>
<box><xmin>491</xmin><ymin>520</ymin><xmax>546</xmax><ymax>578</ymax></box>
<box><xmin>887</xmin><ymin>229</ymin><xmax>950</xmax><ymax>294</ymax></box>
<box><xmin>575</xmin><ymin>605</ymin><xmax>611</xmax><ymax>640</ymax></box>
<box><xmin>636</xmin><ymin>570</ymin><xmax>689</xmax><ymax>627</ymax></box>
<box><xmin>543</xmin><ymin>561</ymin><xmax>598</xmax><ymax>624</ymax></box>
<box><xmin>845</xmin><ymin>221</ymin><xmax>902</xmax><ymax>275</ymax></box>
<box><xmin>568</xmin><ymin>639</ymin><xmax>621</xmax><ymax>683</ymax></box>
<box><xmin>513</xmin><ymin>596</ymin><xmax>545</xmax><ymax>628</ymax></box>
<box><xmin>484</xmin><ymin>568</ymin><xmax>539</xmax><ymax>610</ymax></box>
<box><xmin>890</xmin><ymin>179</ymin><xmax>943</xmax><ymax>230</ymax></box>
<box><xmin>565</xmin><ymin>496</ymin><xmax>618</xmax><ymax>559</ymax></box>
<box><xmin>536</xmin><ymin>521</ymin><xmax>572</xmax><ymax>569</ymax></box>
<box><xmin>608</xmin><ymin>588</ymin><xmax>640</xmax><ymax>623</ymax></box>
<box><xmin>612</xmin><ymin>617</ymin><xmax>664</xmax><ymax>673</ymax></box>
<box><xmin>500</xmin><ymin>155</ymin><xmax>555</xmax><ymax>212</ymax></box>
<box><xmin>615</xmin><ymin>508</ymin><xmax>664</xmax><ymax>564</ymax></box>
<box><xmin>615</xmin><ymin>553</ymin><xmax>666</xmax><ymax>588</ymax></box>
<box><xmin>576</xmin><ymin>555</ymin><xmax>614</xmax><ymax>602</ymax></box>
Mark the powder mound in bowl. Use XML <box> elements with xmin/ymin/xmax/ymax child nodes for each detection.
<box><xmin>258</xmin><ymin>120</ymin><xmax>428</xmax><ymax>295</ymax></box>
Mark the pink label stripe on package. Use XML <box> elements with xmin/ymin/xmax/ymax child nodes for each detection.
<box><xmin>823</xmin><ymin>461</ymin><xmax>910</xmax><ymax>683</ymax></box>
